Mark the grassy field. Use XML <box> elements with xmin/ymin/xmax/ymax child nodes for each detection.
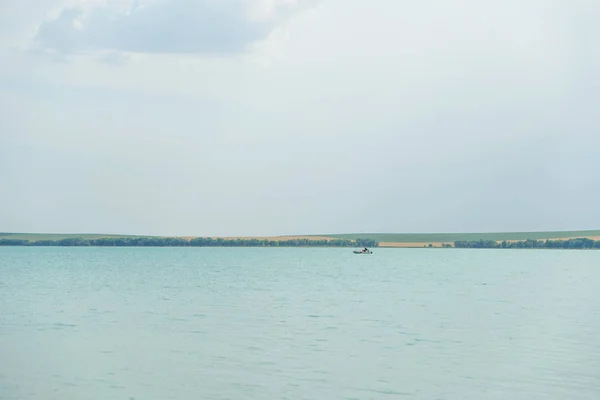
<box><xmin>0</xmin><ymin>233</ymin><xmax>330</xmax><ymax>242</ymax></box>
<box><xmin>0</xmin><ymin>233</ymin><xmax>148</xmax><ymax>241</ymax></box>
<box><xmin>321</xmin><ymin>231</ymin><xmax>600</xmax><ymax>244</ymax></box>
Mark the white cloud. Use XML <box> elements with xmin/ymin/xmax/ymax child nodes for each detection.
<box><xmin>32</xmin><ymin>0</ymin><xmax>316</xmax><ymax>56</ymax></box>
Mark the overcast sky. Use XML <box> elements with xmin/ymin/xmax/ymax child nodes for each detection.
<box><xmin>1</xmin><ymin>0</ymin><xmax>599</xmax><ymax>236</ymax></box>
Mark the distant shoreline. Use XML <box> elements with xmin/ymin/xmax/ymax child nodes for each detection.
<box><xmin>323</xmin><ymin>231</ymin><xmax>600</xmax><ymax>246</ymax></box>
<box><xmin>1</xmin><ymin>231</ymin><xmax>599</xmax><ymax>249</ymax></box>
<box><xmin>0</xmin><ymin>235</ymin><xmax>377</xmax><ymax>248</ymax></box>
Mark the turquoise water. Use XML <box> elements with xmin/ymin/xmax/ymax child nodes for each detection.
<box><xmin>1</xmin><ymin>247</ymin><xmax>599</xmax><ymax>400</ymax></box>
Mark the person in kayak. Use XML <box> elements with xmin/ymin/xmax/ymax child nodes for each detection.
<box><xmin>363</xmin><ymin>247</ymin><xmax>368</xmax><ymax>253</ymax></box>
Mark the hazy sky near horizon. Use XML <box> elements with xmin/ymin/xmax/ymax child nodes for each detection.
<box><xmin>1</xmin><ymin>0</ymin><xmax>599</xmax><ymax>236</ymax></box>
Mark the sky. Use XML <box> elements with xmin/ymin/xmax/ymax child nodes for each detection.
<box><xmin>1</xmin><ymin>0</ymin><xmax>599</xmax><ymax>237</ymax></box>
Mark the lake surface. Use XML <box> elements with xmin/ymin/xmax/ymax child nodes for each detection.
<box><xmin>1</xmin><ymin>247</ymin><xmax>599</xmax><ymax>400</ymax></box>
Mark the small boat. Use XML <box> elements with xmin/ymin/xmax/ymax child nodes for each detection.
<box><xmin>353</xmin><ymin>249</ymin><xmax>373</xmax><ymax>254</ymax></box>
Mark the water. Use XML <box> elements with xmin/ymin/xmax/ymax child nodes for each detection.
<box><xmin>1</xmin><ymin>247</ymin><xmax>599</xmax><ymax>400</ymax></box>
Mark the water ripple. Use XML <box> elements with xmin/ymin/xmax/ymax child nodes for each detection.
<box><xmin>1</xmin><ymin>247</ymin><xmax>599</xmax><ymax>400</ymax></box>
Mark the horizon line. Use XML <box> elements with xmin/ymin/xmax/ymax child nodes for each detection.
<box><xmin>2</xmin><ymin>229</ymin><xmax>600</xmax><ymax>238</ymax></box>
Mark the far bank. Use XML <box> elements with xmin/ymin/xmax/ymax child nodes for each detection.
<box><xmin>1</xmin><ymin>230</ymin><xmax>600</xmax><ymax>249</ymax></box>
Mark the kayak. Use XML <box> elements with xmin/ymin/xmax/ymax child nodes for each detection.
<box><xmin>353</xmin><ymin>250</ymin><xmax>373</xmax><ymax>254</ymax></box>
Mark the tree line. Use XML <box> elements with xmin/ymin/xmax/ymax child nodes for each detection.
<box><xmin>454</xmin><ymin>238</ymin><xmax>600</xmax><ymax>249</ymax></box>
<box><xmin>0</xmin><ymin>237</ymin><xmax>379</xmax><ymax>248</ymax></box>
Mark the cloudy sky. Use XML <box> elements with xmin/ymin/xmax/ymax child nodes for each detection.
<box><xmin>1</xmin><ymin>0</ymin><xmax>599</xmax><ymax>236</ymax></box>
